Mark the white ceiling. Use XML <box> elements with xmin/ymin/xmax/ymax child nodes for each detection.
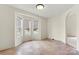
<box><xmin>11</xmin><ymin>4</ymin><xmax>74</xmax><ymax>19</ymax></box>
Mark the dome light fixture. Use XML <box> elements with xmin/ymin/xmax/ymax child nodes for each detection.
<box><xmin>36</xmin><ymin>4</ymin><xmax>44</xmax><ymax>10</ymax></box>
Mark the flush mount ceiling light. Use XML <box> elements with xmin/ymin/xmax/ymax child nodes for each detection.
<box><xmin>36</xmin><ymin>4</ymin><xmax>44</xmax><ymax>10</ymax></box>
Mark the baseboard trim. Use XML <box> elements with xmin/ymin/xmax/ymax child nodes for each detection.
<box><xmin>0</xmin><ymin>47</ymin><xmax>14</xmax><ymax>52</ymax></box>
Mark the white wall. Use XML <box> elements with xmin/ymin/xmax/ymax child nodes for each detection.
<box><xmin>74</xmin><ymin>5</ymin><xmax>79</xmax><ymax>37</ymax></box>
<box><xmin>41</xmin><ymin>19</ymin><xmax>47</xmax><ymax>39</ymax></box>
<box><xmin>65</xmin><ymin>6</ymin><xmax>78</xmax><ymax>37</ymax></box>
<box><xmin>69</xmin><ymin>5</ymin><xmax>79</xmax><ymax>51</ymax></box>
<box><xmin>59</xmin><ymin>5</ymin><xmax>79</xmax><ymax>51</ymax></box>
<box><xmin>47</xmin><ymin>15</ymin><xmax>66</xmax><ymax>43</ymax></box>
<box><xmin>66</xmin><ymin>12</ymin><xmax>77</xmax><ymax>36</ymax></box>
<box><xmin>0</xmin><ymin>5</ymin><xmax>15</xmax><ymax>50</ymax></box>
<box><xmin>64</xmin><ymin>5</ymin><xmax>79</xmax><ymax>37</ymax></box>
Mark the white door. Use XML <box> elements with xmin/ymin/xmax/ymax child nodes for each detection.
<box><xmin>23</xmin><ymin>19</ymin><xmax>41</xmax><ymax>41</ymax></box>
<box><xmin>15</xmin><ymin>16</ymin><xmax>23</xmax><ymax>46</ymax></box>
<box><xmin>32</xmin><ymin>20</ymin><xmax>40</xmax><ymax>40</ymax></box>
<box><xmin>23</xmin><ymin>19</ymin><xmax>32</xmax><ymax>41</ymax></box>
